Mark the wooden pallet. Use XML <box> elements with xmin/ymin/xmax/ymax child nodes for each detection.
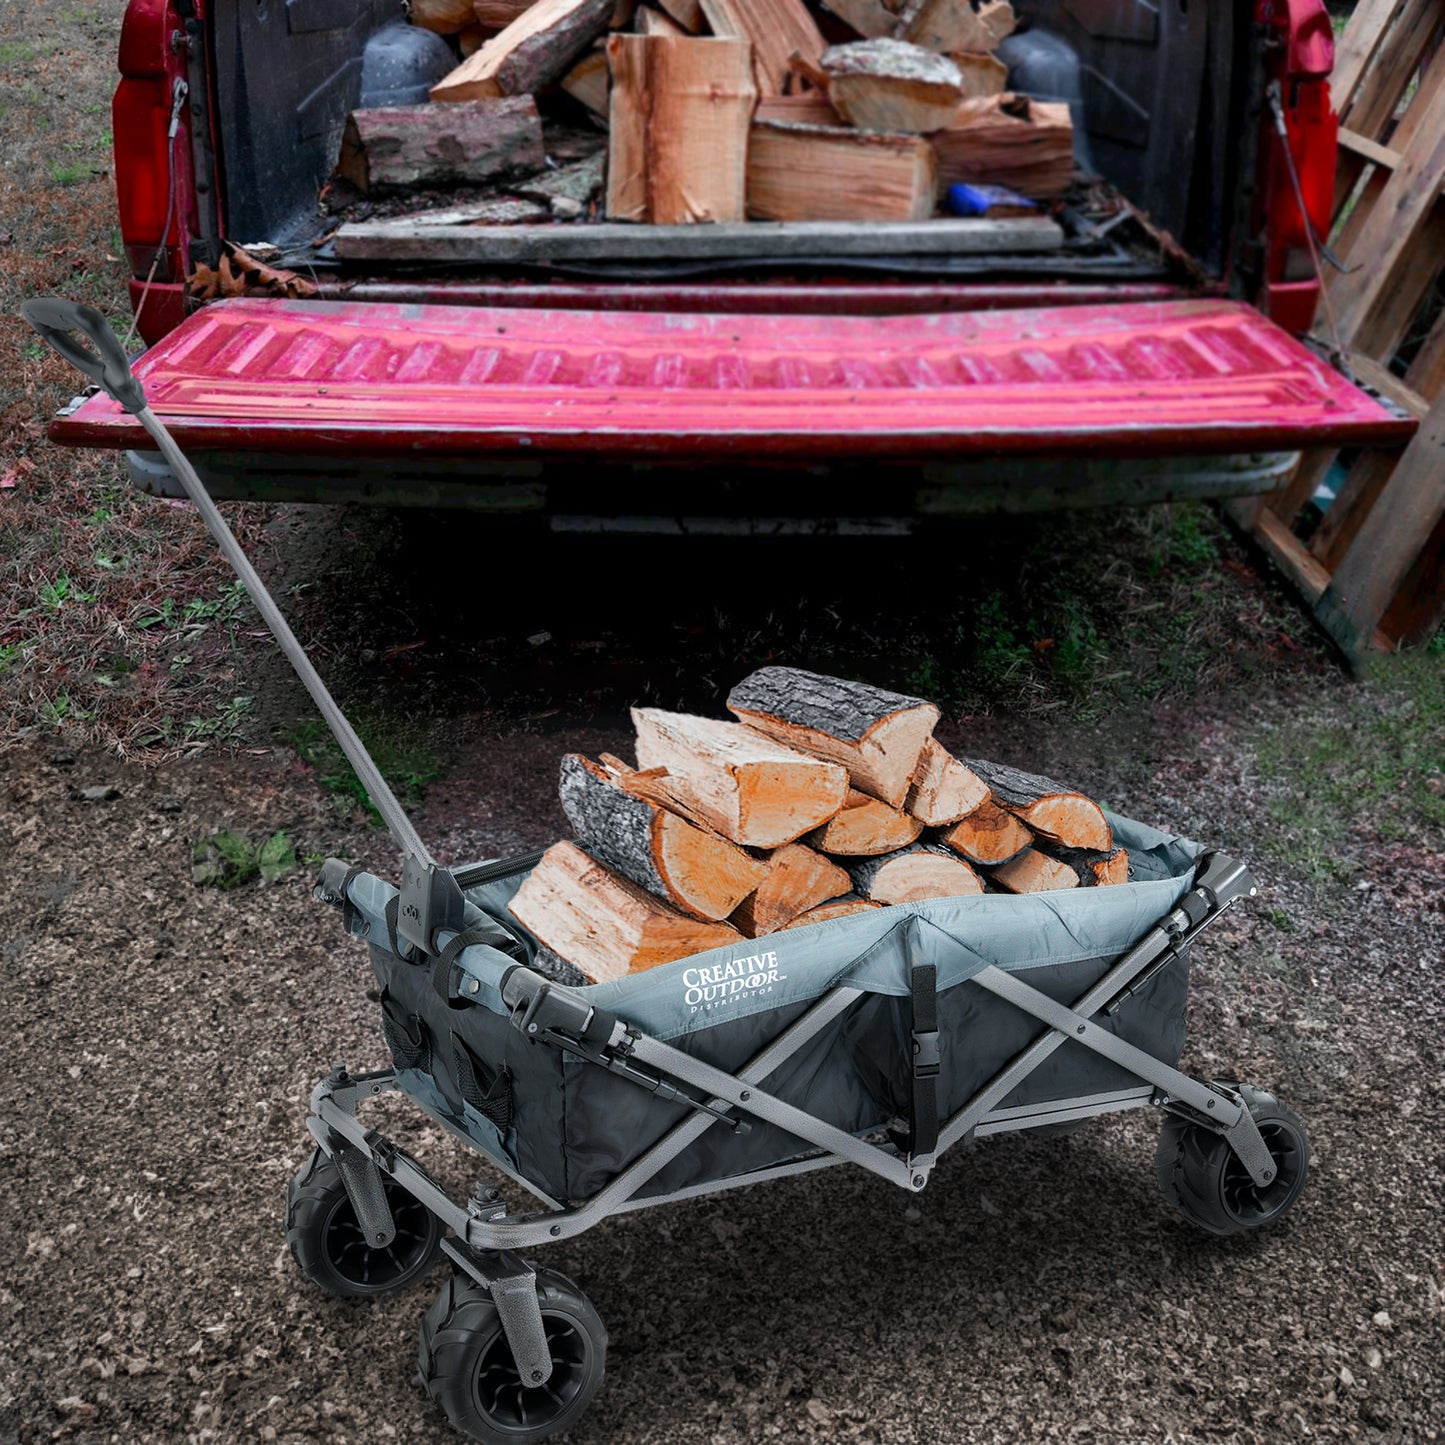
<box><xmin>1230</xmin><ymin>0</ymin><xmax>1445</xmax><ymax>658</ymax></box>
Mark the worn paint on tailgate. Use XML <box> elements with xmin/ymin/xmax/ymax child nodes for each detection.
<box><xmin>51</xmin><ymin>297</ymin><xmax>1413</xmax><ymax>460</ymax></box>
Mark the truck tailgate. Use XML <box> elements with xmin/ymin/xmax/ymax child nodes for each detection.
<box><xmin>51</xmin><ymin>297</ymin><xmax>1412</xmax><ymax>460</ymax></box>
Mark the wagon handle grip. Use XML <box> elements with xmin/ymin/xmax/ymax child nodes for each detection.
<box><xmin>21</xmin><ymin>298</ymin><xmax>148</xmax><ymax>414</ymax></box>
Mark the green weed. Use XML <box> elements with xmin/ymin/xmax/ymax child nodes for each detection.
<box><xmin>291</xmin><ymin>718</ymin><xmax>440</xmax><ymax>829</ymax></box>
<box><xmin>191</xmin><ymin>829</ymin><xmax>297</xmax><ymax>888</ymax></box>
<box><xmin>49</xmin><ymin>165</ymin><xmax>89</xmax><ymax>187</ymax></box>
<box><xmin>39</xmin><ymin>574</ymin><xmax>95</xmax><ymax>610</ymax></box>
<box><xmin>0</xmin><ymin>43</ymin><xmax>35</xmax><ymax>64</ymax></box>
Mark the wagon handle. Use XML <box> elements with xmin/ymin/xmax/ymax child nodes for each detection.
<box><xmin>21</xmin><ymin>297</ymin><xmax>463</xmax><ymax>952</ymax></box>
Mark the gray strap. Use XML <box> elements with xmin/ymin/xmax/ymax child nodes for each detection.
<box><xmin>136</xmin><ymin>407</ymin><xmax>432</xmax><ymax>866</ymax></box>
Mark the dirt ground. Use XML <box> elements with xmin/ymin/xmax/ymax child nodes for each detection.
<box><xmin>3</xmin><ymin>4</ymin><xmax>1444</xmax><ymax>1444</ymax></box>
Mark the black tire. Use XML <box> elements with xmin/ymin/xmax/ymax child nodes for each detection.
<box><xmin>286</xmin><ymin>1148</ymin><xmax>442</xmax><ymax>1298</ymax></box>
<box><xmin>1155</xmin><ymin>1084</ymin><xmax>1310</xmax><ymax>1237</ymax></box>
<box><xmin>418</xmin><ymin>1266</ymin><xmax>607</xmax><ymax>1445</ymax></box>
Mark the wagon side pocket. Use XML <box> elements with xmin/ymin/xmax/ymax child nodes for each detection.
<box><xmin>452</xmin><ymin>1033</ymin><xmax>518</xmax><ymax>1168</ymax></box>
<box><xmin>379</xmin><ymin>988</ymin><xmax>453</xmax><ymax>1118</ymax></box>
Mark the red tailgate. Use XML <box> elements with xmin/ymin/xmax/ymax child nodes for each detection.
<box><xmin>51</xmin><ymin>297</ymin><xmax>1412</xmax><ymax>460</ymax></box>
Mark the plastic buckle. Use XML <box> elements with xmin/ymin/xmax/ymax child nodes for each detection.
<box><xmin>912</xmin><ymin>1028</ymin><xmax>941</xmax><ymax>1077</ymax></box>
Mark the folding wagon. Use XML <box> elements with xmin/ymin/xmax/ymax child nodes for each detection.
<box><xmin>25</xmin><ymin>301</ymin><xmax>1312</xmax><ymax>1445</ymax></box>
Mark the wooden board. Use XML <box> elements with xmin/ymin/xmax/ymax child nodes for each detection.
<box><xmin>334</xmin><ymin>214</ymin><xmax>1064</xmax><ymax>261</ymax></box>
<box><xmin>607</xmin><ymin>34</ymin><xmax>756</xmax><ymax>223</ymax></box>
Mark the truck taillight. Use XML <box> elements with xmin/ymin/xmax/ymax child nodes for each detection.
<box><xmin>113</xmin><ymin>75</ymin><xmax>179</xmax><ymax>281</ymax></box>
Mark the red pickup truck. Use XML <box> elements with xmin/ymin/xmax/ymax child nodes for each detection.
<box><xmin>51</xmin><ymin>0</ymin><xmax>1412</xmax><ymax>522</ymax></box>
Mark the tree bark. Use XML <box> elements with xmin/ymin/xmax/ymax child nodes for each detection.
<box><xmin>731</xmin><ymin>843</ymin><xmax>852</xmax><ymax>936</ymax></box>
<box><xmin>508</xmin><ymin>841</ymin><xmax>743</xmax><ymax>983</ymax></box>
<box><xmin>906</xmin><ymin>737</ymin><xmax>988</xmax><ymax>825</ymax></box>
<box><xmin>847</xmin><ymin>841</ymin><xmax>983</xmax><ymax>903</ymax></box>
<box><xmin>431</xmin><ymin>0</ymin><xmax>615</xmax><ymax>101</ymax></box>
<box><xmin>964</xmin><ymin>757</ymin><xmax>1112</xmax><ymax>851</ymax></box>
<box><xmin>334</xmin><ymin>98</ymin><xmax>545</xmax><ymax>193</ymax></box>
<box><xmin>727</xmin><ymin>666</ymin><xmax>939</xmax><ymax>809</ymax></box>
<box><xmin>559</xmin><ymin>754</ymin><xmax>767</xmax><ymax>920</ymax></box>
<box><xmin>1038</xmin><ymin>843</ymin><xmax>1129</xmax><ymax>886</ymax></box>
<box><xmin>808</xmin><ymin>787</ymin><xmax>923</xmax><ymax>855</ymax></box>
<box><xmin>632</xmin><ymin>707</ymin><xmax>849</xmax><ymax>848</ymax></box>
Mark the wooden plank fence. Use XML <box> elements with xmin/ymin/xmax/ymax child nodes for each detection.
<box><xmin>1231</xmin><ymin>0</ymin><xmax>1445</xmax><ymax>657</ymax></box>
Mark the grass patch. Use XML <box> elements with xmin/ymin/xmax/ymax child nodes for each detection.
<box><xmin>1251</xmin><ymin>646</ymin><xmax>1445</xmax><ymax>884</ymax></box>
<box><xmin>48</xmin><ymin>164</ymin><xmax>89</xmax><ymax>187</ymax></box>
<box><xmin>290</xmin><ymin>718</ymin><xmax>441</xmax><ymax>829</ymax></box>
<box><xmin>191</xmin><ymin>829</ymin><xmax>297</xmax><ymax>888</ymax></box>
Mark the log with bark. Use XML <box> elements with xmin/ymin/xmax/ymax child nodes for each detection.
<box><xmin>808</xmin><ymin>787</ymin><xmax>923</xmax><ymax>855</ymax></box>
<box><xmin>932</xmin><ymin>94</ymin><xmax>1075</xmax><ymax>200</ymax></box>
<box><xmin>747</xmin><ymin>121</ymin><xmax>938</xmax><ymax>222</ymax></box>
<box><xmin>964</xmin><ymin>758</ymin><xmax>1112</xmax><ymax>850</ymax></box>
<box><xmin>334</xmin><ymin>97</ymin><xmax>546</xmax><ymax>193</ymax></box>
<box><xmin>989</xmin><ymin>847</ymin><xmax>1079</xmax><ymax>894</ymax></box>
<box><xmin>606</xmin><ymin>33</ymin><xmax>757</xmax><ymax>223</ymax></box>
<box><xmin>847</xmin><ymin>841</ymin><xmax>984</xmax><ymax>903</ymax></box>
<box><xmin>1038</xmin><ymin>843</ymin><xmax>1130</xmax><ymax>886</ymax></box>
<box><xmin>632</xmin><ymin>707</ymin><xmax>850</xmax><ymax>847</ymax></box>
<box><xmin>508</xmin><ymin>841</ymin><xmax>745</xmax><ymax>982</ymax></box>
<box><xmin>938</xmin><ymin>795</ymin><xmax>1033</xmax><ymax>863</ymax></box>
<box><xmin>905</xmin><ymin>737</ymin><xmax>988</xmax><ymax>825</ymax></box>
<box><xmin>731</xmin><ymin>843</ymin><xmax>853</xmax><ymax>936</ymax></box>
<box><xmin>782</xmin><ymin>894</ymin><xmax>883</xmax><ymax>928</ymax></box>
<box><xmin>431</xmin><ymin>0</ymin><xmax>615</xmax><ymax>101</ymax></box>
<box><xmin>559</xmin><ymin>753</ymin><xmax>768</xmax><ymax>919</ymax></box>
<box><xmin>726</xmin><ymin>666</ymin><xmax>940</xmax><ymax>809</ymax></box>
<box><xmin>698</xmin><ymin>0</ymin><xmax>827</xmax><ymax>96</ymax></box>
<box><xmin>821</xmin><ymin>38</ymin><xmax>965</xmax><ymax>133</ymax></box>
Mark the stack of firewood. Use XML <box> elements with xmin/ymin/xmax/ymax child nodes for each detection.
<box><xmin>507</xmin><ymin>667</ymin><xmax>1127</xmax><ymax>985</ymax></box>
<box><xmin>336</xmin><ymin>0</ymin><xmax>1075</xmax><ymax>225</ymax></box>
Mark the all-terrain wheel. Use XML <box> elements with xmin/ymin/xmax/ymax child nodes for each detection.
<box><xmin>1155</xmin><ymin>1084</ymin><xmax>1310</xmax><ymax>1237</ymax></box>
<box><xmin>418</xmin><ymin>1266</ymin><xmax>607</xmax><ymax>1444</ymax></box>
<box><xmin>286</xmin><ymin>1148</ymin><xmax>442</xmax><ymax>1298</ymax></box>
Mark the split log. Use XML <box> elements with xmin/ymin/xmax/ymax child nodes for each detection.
<box><xmin>458</xmin><ymin>25</ymin><xmax>489</xmax><ymax>55</ymax></box>
<box><xmin>932</xmin><ymin>94</ymin><xmax>1075</xmax><ymax>201</ymax></box>
<box><xmin>822</xmin><ymin>0</ymin><xmax>898</xmax><ymax>39</ymax></box>
<box><xmin>747</xmin><ymin>122</ymin><xmax>937</xmax><ymax>222</ymax></box>
<box><xmin>607</xmin><ymin>34</ymin><xmax>756</xmax><ymax>223</ymax></box>
<box><xmin>474</xmin><ymin>0</ymin><xmax>541</xmax><ymax>26</ymax></box>
<box><xmin>755</xmin><ymin>92</ymin><xmax>845</xmax><ymax>125</ymax></box>
<box><xmin>515</xmin><ymin>152</ymin><xmax>606</xmax><ymax>206</ymax></box>
<box><xmin>598</xmin><ymin>753</ymin><xmax>717</xmax><ymax>831</ymax></box>
<box><xmin>905</xmin><ymin>738</ymin><xmax>988</xmax><ymax>825</ymax></box>
<box><xmin>698</xmin><ymin>0</ymin><xmax>827</xmax><ymax>96</ymax></box>
<box><xmin>508</xmin><ymin>841</ymin><xmax>745</xmax><ymax>982</ymax></box>
<box><xmin>559</xmin><ymin>754</ymin><xmax>768</xmax><ymax>920</ymax></box>
<box><xmin>821</xmin><ymin>39</ymin><xmax>964</xmax><ymax>133</ymax></box>
<box><xmin>560</xmin><ymin>45</ymin><xmax>610</xmax><ymax>114</ymax></box>
<box><xmin>808</xmin><ymin>787</ymin><xmax>923</xmax><ymax>855</ymax></box>
<box><xmin>656</xmin><ymin>0</ymin><xmax>706</xmax><ymax>29</ymax></box>
<box><xmin>636</xmin><ymin>4</ymin><xmax>689</xmax><ymax>34</ymax></box>
<box><xmin>632</xmin><ymin>707</ymin><xmax>849</xmax><ymax>848</ymax></box>
<box><xmin>848</xmin><ymin>842</ymin><xmax>984</xmax><ymax>904</ymax></box>
<box><xmin>334</xmin><ymin>98</ymin><xmax>546</xmax><ymax>193</ymax></box>
<box><xmin>898</xmin><ymin>0</ymin><xmax>1014</xmax><ymax>54</ymax></box>
<box><xmin>431</xmin><ymin>0</ymin><xmax>615</xmax><ymax>101</ymax></box>
<box><xmin>956</xmin><ymin>51</ymin><xmax>1007</xmax><ymax>99</ymax></box>
<box><xmin>964</xmin><ymin>758</ymin><xmax>1112</xmax><ymax>850</ymax></box>
<box><xmin>1039</xmin><ymin>843</ymin><xmax>1129</xmax><ymax>887</ymax></box>
<box><xmin>783</xmin><ymin>895</ymin><xmax>883</xmax><ymax>928</ymax></box>
<box><xmin>411</xmin><ymin>0</ymin><xmax>485</xmax><ymax>32</ymax></box>
<box><xmin>989</xmin><ymin>847</ymin><xmax>1079</xmax><ymax>894</ymax></box>
<box><xmin>731</xmin><ymin>843</ymin><xmax>853</xmax><ymax>936</ymax></box>
<box><xmin>727</xmin><ymin>666</ymin><xmax>939</xmax><ymax>809</ymax></box>
<box><xmin>938</xmin><ymin>796</ymin><xmax>1033</xmax><ymax>864</ymax></box>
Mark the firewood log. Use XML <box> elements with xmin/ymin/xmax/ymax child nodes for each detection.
<box><xmin>1038</xmin><ymin>843</ymin><xmax>1130</xmax><ymax>886</ymax></box>
<box><xmin>747</xmin><ymin>121</ymin><xmax>937</xmax><ymax>222</ymax></box>
<box><xmin>964</xmin><ymin>758</ymin><xmax>1112</xmax><ymax>850</ymax></box>
<box><xmin>938</xmin><ymin>795</ymin><xmax>1033</xmax><ymax>864</ymax></box>
<box><xmin>906</xmin><ymin>738</ymin><xmax>988</xmax><ymax>825</ymax></box>
<box><xmin>731</xmin><ymin>843</ymin><xmax>853</xmax><ymax>936</ymax></box>
<box><xmin>808</xmin><ymin>787</ymin><xmax>923</xmax><ymax>855</ymax></box>
<box><xmin>782</xmin><ymin>894</ymin><xmax>883</xmax><ymax>928</ymax></box>
<box><xmin>698</xmin><ymin>0</ymin><xmax>827</xmax><ymax>95</ymax></box>
<box><xmin>897</xmin><ymin>0</ymin><xmax>1014</xmax><ymax>54</ymax></box>
<box><xmin>822</xmin><ymin>0</ymin><xmax>898</xmax><ymax>39</ymax></box>
<box><xmin>632</xmin><ymin>707</ymin><xmax>849</xmax><ymax>848</ymax></box>
<box><xmin>509</xmin><ymin>841</ymin><xmax>744</xmax><ymax>982</ymax></box>
<box><xmin>636</xmin><ymin>5</ymin><xmax>689</xmax><ymax>34</ymax></box>
<box><xmin>411</xmin><ymin>0</ymin><xmax>485</xmax><ymax>32</ymax></box>
<box><xmin>989</xmin><ymin>847</ymin><xmax>1079</xmax><ymax>894</ymax></box>
<box><xmin>755</xmin><ymin>92</ymin><xmax>846</xmax><ymax>125</ymax></box>
<box><xmin>726</xmin><ymin>666</ymin><xmax>940</xmax><ymax>809</ymax></box>
<box><xmin>458</xmin><ymin>25</ymin><xmax>489</xmax><ymax>55</ymax></box>
<box><xmin>932</xmin><ymin>94</ymin><xmax>1075</xmax><ymax>200</ymax></box>
<box><xmin>956</xmin><ymin>51</ymin><xmax>1007</xmax><ymax>98</ymax></box>
<box><xmin>559</xmin><ymin>754</ymin><xmax>768</xmax><ymax>920</ymax></box>
<box><xmin>431</xmin><ymin>0</ymin><xmax>615</xmax><ymax>100</ymax></box>
<box><xmin>848</xmin><ymin>841</ymin><xmax>984</xmax><ymax>903</ymax></box>
<box><xmin>656</xmin><ymin>0</ymin><xmax>706</xmax><ymax>29</ymax></box>
<box><xmin>334</xmin><ymin>98</ymin><xmax>545</xmax><ymax>193</ymax></box>
<box><xmin>561</xmin><ymin>44</ymin><xmax>610</xmax><ymax>114</ymax></box>
<box><xmin>474</xmin><ymin>0</ymin><xmax>541</xmax><ymax>26</ymax></box>
<box><xmin>821</xmin><ymin>38</ymin><xmax>964</xmax><ymax>132</ymax></box>
<box><xmin>606</xmin><ymin>34</ymin><xmax>756</xmax><ymax>223</ymax></box>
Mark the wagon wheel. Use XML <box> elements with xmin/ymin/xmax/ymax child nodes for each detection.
<box><xmin>419</xmin><ymin>1266</ymin><xmax>607</xmax><ymax>1444</ymax></box>
<box><xmin>286</xmin><ymin>1148</ymin><xmax>442</xmax><ymax>1297</ymax></box>
<box><xmin>1155</xmin><ymin>1084</ymin><xmax>1310</xmax><ymax>1237</ymax></box>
